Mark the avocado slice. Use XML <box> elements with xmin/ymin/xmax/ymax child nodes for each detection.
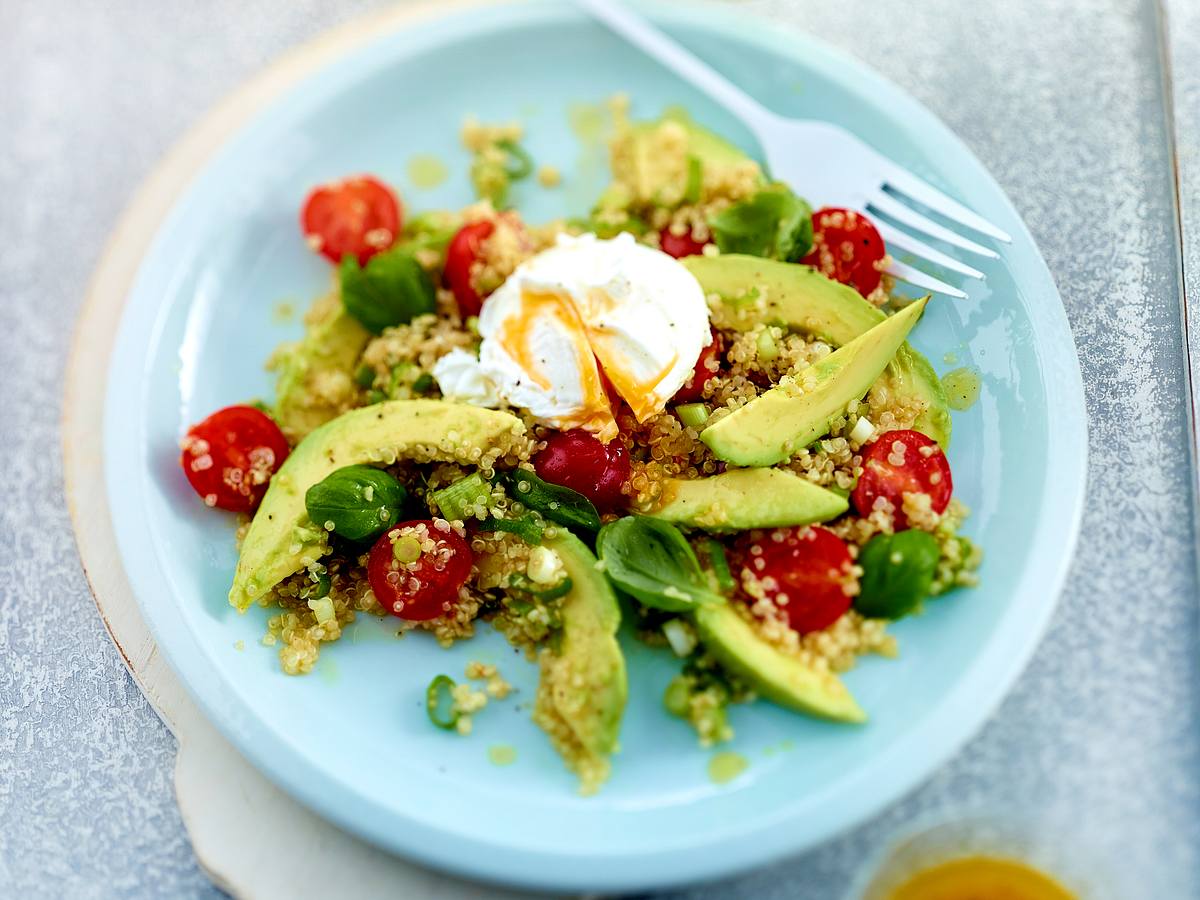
<box><xmin>684</xmin><ymin>254</ymin><xmax>951</xmax><ymax>447</ymax></box>
<box><xmin>533</xmin><ymin>532</ymin><xmax>628</xmax><ymax>794</ymax></box>
<box><xmin>692</xmin><ymin>604</ymin><xmax>865</xmax><ymax>723</ymax></box>
<box><xmin>701</xmin><ymin>297</ymin><xmax>930</xmax><ymax>467</ymax></box>
<box><xmin>228</xmin><ymin>400</ymin><xmax>528</xmax><ymax>611</ymax></box>
<box><xmin>270</xmin><ymin>292</ymin><xmax>372</xmax><ymax>443</ymax></box>
<box><xmin>651</xmin><ymin>468</ymin><xmax>848</xmax><ymax>531</ymax></box>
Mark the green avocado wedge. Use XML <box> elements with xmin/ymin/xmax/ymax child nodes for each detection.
<box><xmin>650</xmin><ymin>468</ymin><xmax>848</xmax><ymax>531</ymax></box>
<box><xmin>270</xmin><ymin>293</ymin><xmax>372</xmax><ymax>443</ymax></box>
<box><xmin>684</xmin><ymin>254</ymin><xmax>951</xmax><ymax>448</ymax></box>
<box><xmin>533</xmin><ymin>532</ymin><xmax>628</xmax><ymax>794</ymax></box>
<box><xmin>701</xmin><ymin>296</ymin><xmax>930</xmax><ymax>467</ymax></box>
<box><xmin>693</xmin><ymin>604</ymin><xmax>866</xmax><ymax>723</ymax></box>
<box><xmin>228</xmin><ymin>401</ymin><xmax>528</xmax><ymax>611</ymax></box>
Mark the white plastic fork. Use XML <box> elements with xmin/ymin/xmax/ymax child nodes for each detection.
<box><xmin>577</xmin><ymin>0</ymin><xmax>1012</xmax><ymax>298</ymax></box>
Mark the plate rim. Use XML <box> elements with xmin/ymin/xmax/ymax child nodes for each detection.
<box><xmin>93</xmin><ymin>0</ymin><xmax>1090</xmax><ymax>891</ymax></box>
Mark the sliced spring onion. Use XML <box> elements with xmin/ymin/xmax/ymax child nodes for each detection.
<box><xmin>703</xmin><ymin>538</ymin><xmax>736</xmax><ymax>593</ymax></box>
<box><xmin>426</xmin><ymin>674</ymin><xmax>459</xmax><ymax>730</ymax></box>
<box><xmin>663</xmin><ymin>675</ymin><xmax>692</xmax><ymax>717</ymax></box>
<box><xmin>684</xmin><ymin>154</ymin><xmax>703</xmax><ymax>204</ymax></box>
<box><xmin>662</xmin><ymin>618</ymin><xmax>698</xmax><ymax>658</ymax></box>
<box><xmin>308</xmin><ymin>595</ymin><xmax>336</xmax><ymax>625</ymax></box>
<box><xmin>497</xmin><ymin>139</ymin><xmax>534</xmax><ymax>180</ymax></box>
<box><xmin>756</xmin><ymin>329</ymin><xmax>780</xmax><ymax>363</ymax></box>
<box><xmin>849</xmin><ymin>416</ymin><xmax>875</xmax><ymax>444</ymax></box>
<box><xmin>676</xmin><ymin>402</ymin><xmax>710</xmax><ymax>430</ymax></box>
<box><xmin>507</xmin><ymin>572</ymin><xmax>574</xmax><ymax>603</ymax></box>
<box><xmin>430</xmin><ymin>473</ymin><xmax>492</xmax><ymax>521</ymax></box>
<box><xmin>477</xmin><ymin>513</ymin><xmax>544</xmax><ymax>545</ymax></box>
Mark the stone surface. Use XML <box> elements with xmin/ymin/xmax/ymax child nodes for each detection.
<box><xmin>1</xmin><ymin>0</ymin><xmax>1195</xmax><ymax>897</ymax></box>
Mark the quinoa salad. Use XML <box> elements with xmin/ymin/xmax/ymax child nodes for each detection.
<box><xmin>178</xmin><ymin>100</ymin><xmax>981</xmax><ymax>794</ymax></box>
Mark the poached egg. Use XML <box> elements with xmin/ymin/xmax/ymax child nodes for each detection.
<box><xmin>433</xmin><ymin>233</ymin><xmax>710</xmax><ymax>440</ymax></box>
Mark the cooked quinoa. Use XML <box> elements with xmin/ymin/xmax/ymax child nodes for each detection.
<box><xmin>196</xmin><ymin>99</ymin><xmax>982</xmax><ymax>793</ymax></box>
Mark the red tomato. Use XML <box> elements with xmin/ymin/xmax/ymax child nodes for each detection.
<box><xmin>802</xmin><ymin>207</ymin><xmax>886</xmax><ymax>297</ymax></box>
<box><xmin>179</xmin><ymin>405</ymin><xmax>290</xmax><ymax>513</ymax></box>
<box><xmin>301</xmin><ymin>175</ymin><xmax>402</xmax><ymax>266</ymax></box>
<box><xmin>444</xmin><ymin>221</ymin><xmax>495</xmax><ymax>318</ymax></box>
<box><xmin>730</xmin><ymin>525</ymin><xmax>855</xmax><ymax>634</ymax></box>
<box><xmin>367</xmin><ymin>520</ymin><xmax>473</xmax><ymax>621</ymax></box>
<box><xmin>659</xmin><ymin>226</ymin><xmax>707</xmax><ymax>259</ymax></box>
<box><xmin>851</xmin><ymin>429</ymin><xmax>953</xmax><ymax>529</ymax></box>
<box><xmin>673</xmin><ymin>331</ymin><xmax>724</xmax><ymax>403</ymax></box>
<box><xmin>534</xmin><ymin>429</ymin><xmax>630</xmax><ymax>512</ymax></box>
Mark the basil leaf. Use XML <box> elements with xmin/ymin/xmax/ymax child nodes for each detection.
<box><xmin>596</xmin><ymin>516</ymin><xmax>725</xmax><ymax>612</ymax></box>
<box><xmin>496</xmin><ymin>469</ymin><xmax>600</xmax><ymax>533</ymax></box>
<box><xmin>305</xmin><ymin>465</ymin><xmax>407</xmax><ymax>542</ymax></box>
<box><xmin>708</xmin><ymin>183</ymin><xmax>813</xmax><ymax>262</ymax></box>
<box><xmin>339</xmin><ymin>246</ymin><xmax>436</xmax><ymax>335</ymax></box>
<box><xmin>854</xmin><ymin>529</ymin><xmax>940</xmax><ymax>619</ymax></box>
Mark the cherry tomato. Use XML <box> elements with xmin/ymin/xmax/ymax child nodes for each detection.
<box><xmin>179</xmin><ymin>405</ymin><xmax>290</xmax><ymax>513</ymax></box>
<box><xmin>534</xmin><ymin>429</ymin><xmax>630</xmax><ymax>512</ymax></box>
<box><xmin>301</xmin><ymin>175</ymin><xmax>402</xmax><ymax>266</ymax></box>
<box><xmin>367</xmin><ymin>520</ymin><xmax>473</xmax><ymax>621</ymax></box>
<box><xmin>659</xmin><ymin>226</ymin><xmax>707</xmax><ymax>259</ymax></box>
<box><xmin>802</xmin><ymin>207</ymin><xmax>886</xmax><ymax>297</ymax></box>
<box><xmin>730</xmin><ymin>525</ymin><xmax>855</xmax><ymax>634</ymax></box>
<box><xmin>673</xmin><ymin>331</ymin><xmax>724</xmax><ymax>403</ymax></box>
<box><xmin>444</xmin><ymin>221</ymin><xmax>494</xmax><ymax>317</ymax></box>
<box><xmin>851</xmin><ymin>429</ymin><xmax>953</xmax><ymax>529</ymax></box>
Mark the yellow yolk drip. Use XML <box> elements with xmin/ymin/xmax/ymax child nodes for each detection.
<box><xmin>579</xmin><ymin>288</ymin><xmax>678</xmax><ymax>423</ymax></box>
<box><xmin>494</xmin><ymin>290</ymin><xmax>618</xmax><ymax>440</ymax></box>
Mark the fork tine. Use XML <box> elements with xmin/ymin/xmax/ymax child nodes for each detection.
<box><xmin>881</xmin><ymin>168</ymin><xmax>1012</xmax><ymax>243</ymax></box>
<box><xmin>868</xmin><ymin>192</ymin><xmax>999</xmax><ymax>259</ymax></box>
<box><xmin>875</xmin><ymin>222</ymin><xmax>985</xmax><ymax>280</ymax></box>
<box><xmin>886</xmin><ymin>260</ymin><xmax>968</xmax><ymax>299</ymax></box>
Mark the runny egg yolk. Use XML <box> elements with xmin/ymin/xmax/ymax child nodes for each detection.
<box><xmin>494</xmin><ymin>290</ymin><xmax>618</xmax><ymax>440</ymax></box>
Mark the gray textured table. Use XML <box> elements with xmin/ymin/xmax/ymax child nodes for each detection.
<box><xmin>3</xmin><ymin>0</ymin><xmax>1197</xmax><ymax>896</ymax></box>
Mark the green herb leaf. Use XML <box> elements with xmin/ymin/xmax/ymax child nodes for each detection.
<box><xmin>425</xmin><ymin>674</ymin><xmax>459</xmax><ymax>730</ymax></box>
<box><xmin>496</xmin><ymin>468</ymin><xmax>601</xmax><ymax>533</ymax></box>
<box><xmin>304</xmin><ymin>465</ymin><xmax>407</xmax><ymax>542</ymax></box>
<box><xmin>708</xmin><ymin>183</ymin><xmax>813</xmax><ymax>262</ymax></box>
<box><xmin>353</xmin><ymin>364</ymin><xmax>377</xmax><ymax>389</ymax></box>
<box><xmin>339</xmin><ymin>246</ymin><xmax>436</xmax><ymax>335</ymax></box>
<box><xmin>854</xmin><ymin>529</ymin><xmax>940</xmax><ymax>619</ymax></box>
<box><xmin>596</xmin><ymin>516</ymin><xmax>726</xmax><ymax>612</ymax></box>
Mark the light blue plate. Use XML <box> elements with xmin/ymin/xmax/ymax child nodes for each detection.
<box><xmin>103</xmin><ymin>1</ymin><xmax>1087</xmax><ymax>892</ymax></box>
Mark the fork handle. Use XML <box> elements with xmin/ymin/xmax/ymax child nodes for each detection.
<box><xmin>576</xmin><ymin>0</ymin><xmax>779</xmax><ymax>133</ymax></box>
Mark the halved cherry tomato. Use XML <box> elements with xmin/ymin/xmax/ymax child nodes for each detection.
<box><xmin>802</xmin><ymin>207</ymin><xmax>886</xmax><ymax>297</ymax></box>
<box><xmin>659</xmin><ymin>226</ymin><xmax>707</xmax><ymax>259</ymax></box>
<box><xmin>730</xmin><ymin>525</ymin><xmax>855</xmax><ymax>634</ymax></box>
<box><xmin>301</xmin><ymin>175</ymin><xmax>402</xmax><ymax>266</ymax></box>
<box><xmin>534</xmin><ymin>429</ymin><xmax>630</xmax><ymax>512</ymax></box>
<box><xmin>851</xmin><ymin>429</ymin><xmax>952</xmax><ymax>529</ymax></box>
<box><xmin>367</xmin><ymin>520</ymin><xmax>473</xmax><ymax>621</ymax></box>
<box><xmin>444</xmin><ymin>221</ymin><xmax>494</xmax><ymax>318</ymax></box>
<box><xmin>179</xmin><ymin>405</ymin><xmax>290</xmax><ymax>513</ymax></box>
<box><xmin>673</xmin><ymin>331</ymin><xmax>724</xmax><ymax>403</ymax></box>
